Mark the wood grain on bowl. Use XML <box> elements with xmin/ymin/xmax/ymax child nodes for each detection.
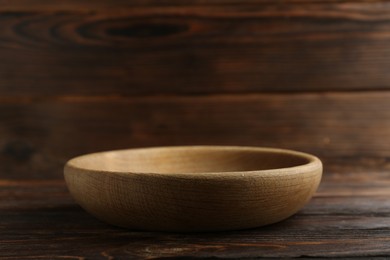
<box><xmin>64</xmin><ymin>146</ymin><xmax>322</xmax><ymax>232</ymax></box>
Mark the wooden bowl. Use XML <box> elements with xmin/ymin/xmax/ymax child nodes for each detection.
<box><xmin>64</xmin><ymin>146</ymin><xmax>322</xmax><ymax>232</ymax></box>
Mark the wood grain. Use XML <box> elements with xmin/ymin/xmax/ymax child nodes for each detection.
<box><xmin>64</xmin><ymin>146</ymin><xmax>322</xmax><ymax>231</ymax></box>
<box><xmin>1</xmin><ymin>92</ymin><xmax>389</xmax><ymax>179</ymax></box>
<box><xmin>1</xmin><ymin>0</ymin><xmax>389</xmax><ymax>257</ymax></box>
<box><xmin>2</xmin><ymin>0</ymin><xmax>387</xmax><ymax>10</ymax></box>
<box><xmin>1</xmin><ymin>1</ymin><xmax>390</xmax><ymax>96</ymax></box>
<box><xmin>1</xmin><ymin>170</ymin><xmax>389</xmax><ymax>258</ymax></box>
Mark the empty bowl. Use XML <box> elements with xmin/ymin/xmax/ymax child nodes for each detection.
<box><xmin>64</xmin><ymin>146</ymin><xmax>322</xmax><ymax>232</ymax></box>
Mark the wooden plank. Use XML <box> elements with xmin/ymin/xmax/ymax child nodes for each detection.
<box><xmin>0</xmin><ymin>0</ymin><xmax>386</xmax><ymax>11</ymax></box>
<box><xmin>1</xmin><ymin>2</ymin><xmax>390</xmax><ymax>96</ymax></box>
<box><xmin>1</xmin><ymin>170</ymin><xmax>389</xmax><ymax>209</ymax></box>
<box><xmin>0</xmin><ymin>216</ymin><xmax>388</xmax><ymax>258</ymax></box>
<box><xmin>1</xmin><ymin>92</ymin><xmax>389</xmax><ymax>179</ymax></box>
<box><xmin>0</xmin><ymin>170</ymin><xmax>389</xmax><ymax>258</ymax></box>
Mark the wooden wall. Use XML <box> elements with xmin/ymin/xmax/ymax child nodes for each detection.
<box><xmin>1</xmin><ymin>0</ymin><xmax>390</xmax><ymax>179</ymax></box>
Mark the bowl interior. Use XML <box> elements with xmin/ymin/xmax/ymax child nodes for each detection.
<box><xmin>70</xmin><ymin>146</ymin><xmax>313</xmax><ymax>174</ymax></box>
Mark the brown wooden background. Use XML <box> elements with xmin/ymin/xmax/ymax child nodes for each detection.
<box><xmin>1</xmin><ymin>1</ymin><xmax>390</xmax><ymax>258</ymax></box>
<box><xmin>0</xmin><ymin>0</ymin><xmax>390</xmax><ymax>179</ymax></box>
<box><xmin>1</xmin><ymin>0</ymin><xmax>390</xmax><ymax>180</ymax></box>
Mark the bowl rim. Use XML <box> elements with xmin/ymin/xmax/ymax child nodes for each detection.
<box><xmin>65</xmin><ymin>146</ymin><xmax>322</xmax><ymax>179</ymax></box>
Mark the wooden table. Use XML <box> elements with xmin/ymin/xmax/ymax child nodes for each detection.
<box><xmin>1</xmin><ymin>167</ymin><xmax>389</xmax><ymax>259</ymax></box>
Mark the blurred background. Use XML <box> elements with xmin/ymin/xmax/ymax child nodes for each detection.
<box><xmin>1</xmin><ymin>0</ymin><xmax>390</xmax><ymax>180</ymax></box>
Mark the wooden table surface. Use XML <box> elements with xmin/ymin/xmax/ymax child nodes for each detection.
<box><xmin>1</xmin><ymin>167</ymin><xmax>389</xmax><ymax>259</ymax></box>
<box><xmin>1</xmin><ymin>0</ymin><xmax>390</xmax><ymax>258</ymax></box>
